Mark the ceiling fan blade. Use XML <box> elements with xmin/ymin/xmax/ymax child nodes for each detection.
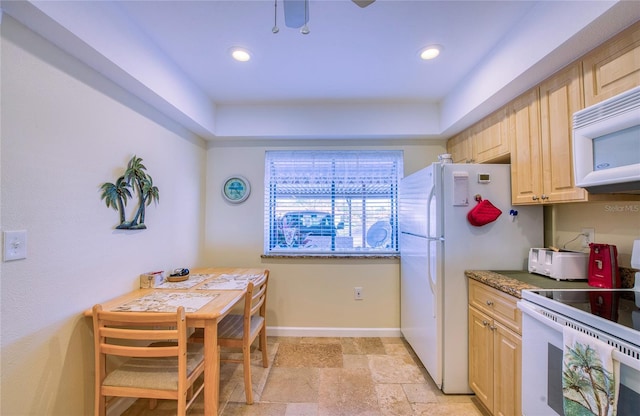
<box><xmin>283</xmin><ymin>0</ymin><xmax>309</xmax><ymax>29</ymax></box>
<box><xmin>352</xmin><ymin>0</ymin><xmax>375</xmax><ymax>8</ymax></box>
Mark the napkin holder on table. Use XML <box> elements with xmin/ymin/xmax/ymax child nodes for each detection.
<box><xmin>139</xmin><ymin>271</ymin><xmax>165</xmax><ymax>288</ymax></box>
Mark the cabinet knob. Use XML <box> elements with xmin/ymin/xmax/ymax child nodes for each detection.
<box><xmin>486</xmin><ymin>300</ymin><xmax>494</xmax><ymax>306</ymax></box>
<box><xmin>531</xmin><ymin>195</ymin><xmax>538</xmax><ymax>200</ymax></box>
<box><xmin>481</xmin><ymin>320</ymin><xmax>496</xmax><ymax>330</ymax></box>
<box><xmin>541</xmin><ymin>194</ymin><xmax>549</xmax><ymax>200</ymax></box>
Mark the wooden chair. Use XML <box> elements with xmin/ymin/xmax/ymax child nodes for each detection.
<box><xmin>190</xmin><ymin>270</ymin><xmax>270</xmax><ymax>404</ymax></box>
<box><xmin>92</xmin><ymin>304</ymin><xmax>205</xmax><ymax>416</ymax></box>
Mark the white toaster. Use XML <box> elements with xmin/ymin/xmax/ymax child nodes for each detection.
<box><xmin>528</xmin><ymin>248</ymin><xmax>589</xmax><ymax>280</ymax></box>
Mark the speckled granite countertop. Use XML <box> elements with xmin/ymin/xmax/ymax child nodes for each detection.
<box><xmin>465</xmin><ymin>270</ymin><xmax>592</xmax><ymax>298</ymax></box>
<box><xmin>467</xmin><ymin>268</ymin><xmax>637</xmax><ymax>298</ymax></box>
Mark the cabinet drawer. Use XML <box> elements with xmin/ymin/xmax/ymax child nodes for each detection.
<box><xmin>469</xmin><ymin>279</ymin><xmax>521</xmax><ymax>334</ymax></box>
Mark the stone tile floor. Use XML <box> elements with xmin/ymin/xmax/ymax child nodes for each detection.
<box><xmin>121</xmin><ymin>336</ymin><xmax>489</xmax><ymax>416</ymax></box>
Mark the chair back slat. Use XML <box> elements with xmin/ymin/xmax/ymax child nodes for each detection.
<box><xmin>249</xmin><ymin>293</ymin><xmax>265</xmax><ymax>316</ymax></box>
<box><xmin>100</xmin><ymin>327</ymin><xmax>179</xmax><ymax>341</ymax></box>
<box><xmin>246</xmin><ymin>275</ymin><xmax>267</xmax><ymax>316</ymax></box>
<box><xmin>101</xmin><ymin>343</ymin><xmax>180</xmax><ymax>358</ymax></box>
<box><xmin>92</xmin><ymin>304</ymin><xmax>205</xmax><ymax>416</ymax></box>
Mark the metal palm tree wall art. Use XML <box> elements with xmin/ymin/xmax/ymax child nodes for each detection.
<box><xmin>100</xmin><ymin>155</ymin><xmax>160</xmax><ymax>230</ymax></box>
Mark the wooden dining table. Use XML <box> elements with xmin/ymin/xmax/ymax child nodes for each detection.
<box><xmin>84</xmin><ymin>267</ymin><xmax>268</xmax><ymax>416</ymax></box>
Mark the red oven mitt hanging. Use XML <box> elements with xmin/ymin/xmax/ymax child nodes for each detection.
<box><xmin>467</xmin><ymin>195</ymin><xmax>502</xmax><ymax>226</ymax></box>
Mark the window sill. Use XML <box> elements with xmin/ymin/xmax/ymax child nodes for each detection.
<box><xmin>261</xmin><ymin>254</ymin><xmax>399</xmax><ymax>260</ymax></box>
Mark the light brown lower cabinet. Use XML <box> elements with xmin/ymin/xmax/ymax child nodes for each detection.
<box><xmin>468</xmin><ymin>279</ymin><xmax>522</xmax><ymax>416</ymax></box>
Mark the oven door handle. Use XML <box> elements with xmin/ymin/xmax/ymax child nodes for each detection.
<box><xmin>519</xmin><ymin>301</ymin><xmax>640</xmax><ymax>371</ymax></box>
<box><xmin>518</xmin><ymin>301</ymin><xmax>564</xmax><ymax>331</ymax></box>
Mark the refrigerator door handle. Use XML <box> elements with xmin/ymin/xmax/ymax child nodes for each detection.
<box><xmin>425</xmin><ymin>184</ymin><xmax>439</xmax><ymax>318</ymax></box>
<box><xmin>427</xmin><ymin>239</ymin><xmax>438</xmax><ymax>318</ymax></box>
<box><xmin>426</xmin><ymin>184</ymin><xmax>436</xmax><ymax>239</ymax></box>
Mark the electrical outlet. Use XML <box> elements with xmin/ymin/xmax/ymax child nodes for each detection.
<box><xmin>581</xmin><ymin>228</ymin><xmax>595</xmax><ymax>248</ymax></box>
<box><xmin>354</xmin><ymin>286</ymin><xmax>364</xmax><ymax>300</ymax></box>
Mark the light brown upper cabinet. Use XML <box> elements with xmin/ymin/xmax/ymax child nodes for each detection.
<box><xmin>509</xmin><ymin>88</ymin><xmax>543</xmax><ymax>205</ymax></box>
<box><xmin>538</xmin><ymin>63</ymin><xmax>587</xmax><ymax>204</ymax></box>
<box><xmin>474</xmin><ymin>107</ymin><xmax>510</xmax><ymax>163</ymax></box>
<box><xmin>510</xmin><ymin>64</ymin><xmax>587</xmax><ymax>205</ymax></box>
<box><xmin>447</xmin><ymin>107</ymin><xmax>510</xmax><ymax>164</ymax></box>
<box><xmin>447</xmin><ymin>129</ymin><xmax>474</xmax><ymax>163</ymax></box>
<box><xmin>583</xmin><ymin>21</ymin><xmax>640</xmax><ymax>107</ymax></box>
<box><xmin>449</xmin><ymin>20</ymin><xmax>640</xmax><ymax>205</ymax></box>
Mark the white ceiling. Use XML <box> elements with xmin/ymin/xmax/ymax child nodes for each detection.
<box><xmin>2</xmin><ymin>0</ymin><xmax>639</xmax><ymax>141</ymax></box>
<box><xmin>116</xmin><ymin>0</ymin><xmax>534</xmax><ymax>103</ymax></box>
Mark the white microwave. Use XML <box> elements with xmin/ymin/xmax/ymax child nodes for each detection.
<box><xmin>572</xmin><ymin>85</ymin><xmax>640</xmax><ymax>194</ymax></box>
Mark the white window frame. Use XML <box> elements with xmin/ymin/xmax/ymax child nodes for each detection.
<box><xmin>264</xmin><ymin>150</ymin><xmax>403</xmax><ymax>256</ymax></box>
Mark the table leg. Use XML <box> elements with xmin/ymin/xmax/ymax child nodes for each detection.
<box><xmin>203</xmin><ymin>319</ymin><xmax>219</xmax><ymax>415</ymax></box>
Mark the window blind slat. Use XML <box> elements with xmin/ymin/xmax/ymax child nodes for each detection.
<box><xmin>264</xmin><ymin>151</ymin><xmax>402</xmax><ymax>255</ymax></box>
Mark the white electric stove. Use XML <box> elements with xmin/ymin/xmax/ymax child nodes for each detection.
<box><xmin>517</xmin><ymin>240</ymin><xmax>640</xmax><ymax>415</ymax></box>
<box><xmin>518</xmin><ymin>288</ymin><xmax>640</xmax><ymax>415</ymax></box>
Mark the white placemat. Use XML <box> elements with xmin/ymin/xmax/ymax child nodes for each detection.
<box><xmin>155</xmin><ymin>273</ymin><xmax>213</xmax><ymax>289</ymax></box>
<box><xmin>197</xmin><ymin>273</ymin><xmax>263</xmax><ymax>290</ymax></box>
<box><xmin>113</xmin><ymin>292</ymin><xmax>219</xmax><ymax>312</ymax></box>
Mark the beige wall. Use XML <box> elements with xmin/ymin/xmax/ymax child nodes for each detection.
<box><xmin>1</xmin><ymin>16</ymin><xmax>207</xmax><ymax>415</ymax></box>
<box><xmin>204</xmin><ymin>140</ymin><xmax>446</xmax><ymax>333</ymax></box>
<box><xmin>546</xmin><ymin>202</ymin><xmax>640</xmax><ymax>267</ymax></box>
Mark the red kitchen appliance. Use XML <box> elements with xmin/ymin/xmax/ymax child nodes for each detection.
<box><xmin>587</xmin><ymin>243</ymin><xmax>620</xmax><ymax>288</ymax></box>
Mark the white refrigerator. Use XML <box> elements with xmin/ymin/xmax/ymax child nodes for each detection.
<box><xmin>399</xmin><ymin>163</ymin><xmax>542</xmax><ymax>394</ymax></box>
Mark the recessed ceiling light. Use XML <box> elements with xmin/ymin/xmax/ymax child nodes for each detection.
<box><xmin>230</xmin><ymin>47</ymin><xmax>251</xmax><ymax>62</ymax></box>
<box><xmin>419</xmin><ymin>45</ymin><xmax>442</xmax><ymax>60</ymax></box>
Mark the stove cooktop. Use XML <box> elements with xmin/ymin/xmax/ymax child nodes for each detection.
<box><xmin>521</xmin><ymin>288</ymin><xmax>640</xmax><ymax>345</ymax></box>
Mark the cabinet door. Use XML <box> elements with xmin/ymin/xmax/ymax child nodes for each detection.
<box><xmin>539</xmin><ymin>63</ymin><xmax>587</xmax><ymax>203</ymax></box>
<box><xmin>493</xmin><ymin>322</ymin><xmax>522</xmax><ymax>416</ymax></box>
<box><xmin>469</xmin><ymin>306</ymin><xmax>494</xmax><ymax>413</ymax></box>
<box><xmin>474</xmin><ymin>107</ymin><xmax>509</xmax><ymax>163</ymax></box>
<box><xmin>447</xmin><ymin>130</ymin><xmax>473</xmax><ymax>163</ymax></box>
<box><xmin>509</xmin><ymin>88</ymin><xmax>543</xmax><ymax>205</ymax></box>
<box><xmin>583</xmin><ymin>21</ymin><xmax>640</xmax><ymax>107</ymax></box>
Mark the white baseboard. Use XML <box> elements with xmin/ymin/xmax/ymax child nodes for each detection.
<box><xmin>266</xmin><ymin>326</ymin><xmax>402</xmax><ymax>338</ymax></box>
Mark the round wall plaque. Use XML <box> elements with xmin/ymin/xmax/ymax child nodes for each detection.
<box><xmin>222</xmin><ymin>175</ymin><xmax>250</xmax><ymax>203</ymax></box>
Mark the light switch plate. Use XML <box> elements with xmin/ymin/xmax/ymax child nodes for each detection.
<box><xmin>4</xmin><ymin>230</ymin><xmax>27</xmax><ymax>261</ymax></box>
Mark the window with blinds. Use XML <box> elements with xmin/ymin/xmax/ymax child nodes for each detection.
<box><xmin>264</xmin><ymin>150</ymin><xmax>403</xmax><ymax>255</ymax></box>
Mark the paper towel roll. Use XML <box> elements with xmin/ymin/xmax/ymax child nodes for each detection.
<box><xmin>632</xmin><ymin>239</ymin><xmax>640</xmax><ymax>269</ymax></box>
